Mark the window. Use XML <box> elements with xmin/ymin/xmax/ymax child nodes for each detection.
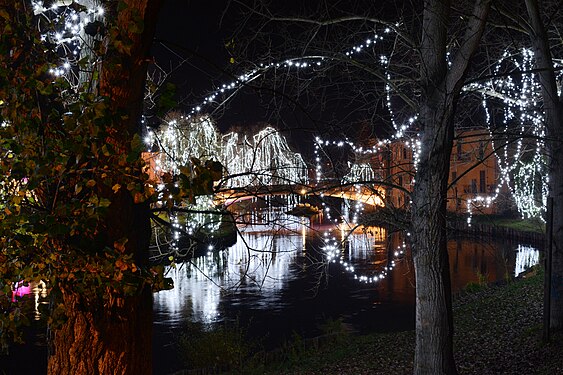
<box><xmin>479</xmin><ymin>170</ymin><xmax>486</xmax><ymax>193</ymax></box>
<box><xmin>471</xmin><ymin>179</ymin><xmax>477</xmax><ymax>194</ymax></box>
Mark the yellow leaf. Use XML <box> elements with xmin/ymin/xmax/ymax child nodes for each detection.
<box><xmin>86</xmin><ymin>179</ymin><xmax>96</xmax><ymax>188</ymax></box>
<box><xmin>112</xmin><ymin>184</ymin><xmax>121</xmax><ymax>193</ymax></box>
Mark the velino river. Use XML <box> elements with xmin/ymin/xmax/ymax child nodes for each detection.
<box><xmin>151</xmin><ymin>208</ymin><xmax>541</xmax><ymax>374</ymax></box>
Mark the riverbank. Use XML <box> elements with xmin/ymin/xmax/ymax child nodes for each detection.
<box><xmin>359</xmin><ymin>210</ymin><xmax>546</xmax><ymax>245</ymax></box>
<box><xmin>449</xmin><ymin>215</ymin><xmax>545</xmax><ymax>245</ymax></box>
<box><xmin>254</xmin><ymin>268</ymin><xmax>561</xmax><ymax>375</ymax></box>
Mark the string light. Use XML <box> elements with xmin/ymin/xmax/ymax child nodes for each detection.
<box><xmin>465</xmin><ymin>47</ymin><xmax>560</xmax><ymax>220</ymax></box>
<box><xmin>31</xmin><ymin>1</ymin><xmax>105</xmax><ymax>89</ymax></box>
<box><xmin>322</xmin><ymin>231</ymin><xmax>406</xmax><ymax>284</ymax></box>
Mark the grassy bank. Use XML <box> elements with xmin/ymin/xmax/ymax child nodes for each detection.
<box><xmin>248</xmin><ymin>269</ymin><xmax>561</xmax><ymax>374</ymax></box>
<box><xmin>465</xmin><ymin>215</ymin><xmax>545</xmax><ymax>234</ymax></box>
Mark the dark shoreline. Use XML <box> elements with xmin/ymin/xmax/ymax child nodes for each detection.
<box><xmin>448</xmin><ymin>219</ymin><xmax>545</xmax><ymax>246</ymax></box>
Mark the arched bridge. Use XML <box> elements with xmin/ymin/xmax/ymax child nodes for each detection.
<box><xmin>215</xmin><ymin>182</ymin><xmax>385</xmax><ymax>207</ymax></box>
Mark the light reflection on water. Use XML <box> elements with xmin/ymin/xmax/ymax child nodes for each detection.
<box><xmin>154</xmin><ymin>227</ymin><xmax>303</xmax><ymax>326</ymax></box>
<box><xmin>154</xmin><ymin>218</ymin><xmax>542</xmax><ymax>329</ymax></box>
<box><xmin>11</xmin><ymin>281</ymin><xmax>49</xmax><ymax>320</ymax></box>
<box><xmin>151</xmin><ymin>209</ymin><xmax>542</xmax><ymax>375</ymax></box>
<box><xmin>153</xmin><ymin>209</ymin><xmax>410</xmax><ymax>326</ymax></box>
<box><xmin>2</xmin><ymin>209</ymin><xmax>543</xmax><ymax>375</ymax></box>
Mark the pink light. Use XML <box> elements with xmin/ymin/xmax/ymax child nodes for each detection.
<box><xmin>11</xmin><ymin>281</ymin><xmax>31</xmax><ymax>302</ymax></box>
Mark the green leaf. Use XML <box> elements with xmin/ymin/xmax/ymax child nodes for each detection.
<box><xmin>99</xmin><ymin>198</ymin><xmax>111</xmax><ymax>208</ymax></box>
<box><xmin>157</xmin><ymin>83</ymin><xmax>177</xmax><ymax>116</ymax></box>
<box><xmin>117</xmin><ymin>1</ymin><xmax>128</xmax><ymax>11</ymax></box>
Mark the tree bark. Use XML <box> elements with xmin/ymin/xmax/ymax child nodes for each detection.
<box><xmin>46</xmin><ymin>1</ymin><xmax>163</xmax><ymax>373</ymax></box>
<box><xmin>47</xmin><ymin>288</ymin><xmax>153</xmax><ymax>375</ymax></box>
<box><xmin>412</xmin><ymin>96</ymin><xmax>458</xmax><ymax>375</ymax></box>
<box><xmin>411</xmin><ymin>1</ymin><xmax>491</xmax><ymax>373</ymax></box>
<box><xmin>524</xmin><ymin>0</ymin><xmax>563</xmax><ymax>332</ymax></box>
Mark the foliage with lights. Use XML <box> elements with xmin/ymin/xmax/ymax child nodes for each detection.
<box><xmin>0</xmin><ymin>0</ymin><xmax>181</xmax><ymax>349</ymax></box>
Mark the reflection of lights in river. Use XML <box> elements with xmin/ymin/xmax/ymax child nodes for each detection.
<box><xmin>154</xmin><ymin>230</ymin><xmax>301</xmax><ymax>325</ymax></box>
<box><xmin>323</xmin><ymin>227</ymin><xmax>406</xmax><ymax>284</ymax></box>
<box><xmin>11</xmin><ymin>281</ymin><xmax>48</xmax><ymax>320</ymax></box>
<box><xmin>301</xmin><ymin>217</ymin><xmax>307</xmax><ymax>251</ymax></box>
<box><xmin>514</xmin><ymin>244</ymin><xmax>540</xmax><ymax>276</ymax></box>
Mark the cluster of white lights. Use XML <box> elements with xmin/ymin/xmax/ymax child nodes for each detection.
<box><xmin>32</xmin><ymin>1</ymin><xmax>105</xmax><ymax>85</ymax></box>
<box><xmin>171</xmin><ymin>25</ymin><xmax>399</xmax><ymax>130</ymax></box>
<box><xmin>221</xmin><ymin>127</ymin><xmax>309</xmax><ymax>188</ymax></box>
<box><xmin>322</xmin><ymin>231</ymin><xmax>405</xmax><ymax>284</ymax></box>
<box><xmin>314</xmin><ymin>44</ymin><xmax>560</xmax><ymax>223</ymax></box>
<box><xmin>313</xmin><ymin>137</ymin><xmax>391</xmax><ymax>184</ymax></box>
<box><xmin>514</xmin><ymin>244</ymin><xmax>540</xmax><ymax>277</ymax></box>
<box><xmin>160</xmin><ymin>195</ymin><xmax>220</xmax><ymax>258</ymax></box>
<box><xmin>32</xmin><ymin>1</ymin><xmax>559</xmax><ymax>226</ymax></box>
<box><xmin>145</xmin><ymin>115</ymin><xmax>308</xmax><ymax>189</ymax></box>
<box><xmin>464</xmin><ymin>48</ymin><xmax>560</xmax><ymax>221</ymax></box>
<box><xmin>343</xmin><ymin>163</ymin><xmax>377</xmax><ymax>184</ymax></box>
<box><xmin>145</xmin><ymin>115</ymin><xmax>221</xmax><ymax>176</ymax></box>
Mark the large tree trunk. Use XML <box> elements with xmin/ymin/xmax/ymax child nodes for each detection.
<box><xmin>411</xmin><ymin>1</ymin><xmax>491</xmax><ymax>373</ymax></box>
<box><xmin>47</xmin><ymin>1</ymin><xmax>163</xmax><ymax>373</ymax></box>
<box><xmin>47</xmin><ymin>288</ymin><xmax>153</xmax><ymax>375</ymax></box>
<box><xmin>525</xmin><ymin>0</ymin><xmax>563</xmax><ymax>332</ymax></box>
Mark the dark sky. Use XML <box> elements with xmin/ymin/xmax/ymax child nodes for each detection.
<box><xmin>153</xmin><ymin>1</ymin><xmax>319</xmax><ymax>151</ymax></box>
<box><xmin>153</xmin><ymin>1</ymin><xmax>233</xmax><ymax>110</ymax></box>
<box><xmin>152</xmin><ymin>1</ymin><xmax>399</xmax><ymax>156</ymax></box>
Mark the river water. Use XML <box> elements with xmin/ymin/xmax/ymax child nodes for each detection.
<box><xmin>151</xmin><ymin>208</ymin><xmax>541</xmax><ymax>374</ymax></box>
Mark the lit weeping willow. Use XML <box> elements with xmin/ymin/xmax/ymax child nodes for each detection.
<box><xmin>146</xmin><ymin>116</ymin><xmax>308</xmax><ymax>189</ymax></box>
<box><xmin>342</xmin><ymin>162</ymin><xmax>376</xmax><ymax>184</ymax></box>
<box><xmin>148</xmin><ymin>114</ymin><xmax>222</xmax><ymax>176</ymax></box>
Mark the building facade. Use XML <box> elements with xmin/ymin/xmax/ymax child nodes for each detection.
<box><xmin>378</xmin><ymin>128</ymin><xmax>508</xmax><ymax>214</ymax></box>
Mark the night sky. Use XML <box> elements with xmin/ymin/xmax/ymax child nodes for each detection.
<box><xmin>154</xmin><ymin>1</ymin><xmax>231</xmax><ymax>99</ymax></box>
<box><xmin>151</xmin><ymin>1</ymin><xmax>391</xmax><ymax>156</ymax></box>
<box><xmin>153</xmin><ymin>1</ymin><xmax>272</xmax><ymax>131</ymax></box>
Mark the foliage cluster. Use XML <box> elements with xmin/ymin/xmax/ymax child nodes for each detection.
<box><xmin>0</xmin><ymin>0</ymin><xmax>225</xmax><ymax>352</ymax></box>
<box><xmin>0</xmin><ymin>2</ymin><xmax>157</xmax><ymax>349</ymax></box>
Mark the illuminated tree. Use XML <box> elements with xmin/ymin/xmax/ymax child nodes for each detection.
<box><xmin>465</xmin><ymin>0</ymin><xmax>563</xmax><ymax>333</ymax></box>
<box><xmin>523</xmin><ymin>0</ymin><xmax>563</xmax><ymax>333</ymax></box>
<box><xmin>221</xmin><ymin>1</ymin><xmax>493</xmax><ymax>373</ymax></box>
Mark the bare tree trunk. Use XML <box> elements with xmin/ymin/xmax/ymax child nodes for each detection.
<box><xmin>47</xmin><ymin>1</ymin><xmax>163</xmax><ymax>373</ymax></box>
<box><xmin>412</xmin><ymin>98</ymin><xmax>458</xmax><ymax>375</ymax></box>
<box><xmin>525</xmin><ymin>0</ymin><xmax>563</xmax><ymax>332</ymax></box>
<box><xmin>411</xmin><ymin>1</ymin><xmax>491</xmax><ymax>373</ymax></box>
